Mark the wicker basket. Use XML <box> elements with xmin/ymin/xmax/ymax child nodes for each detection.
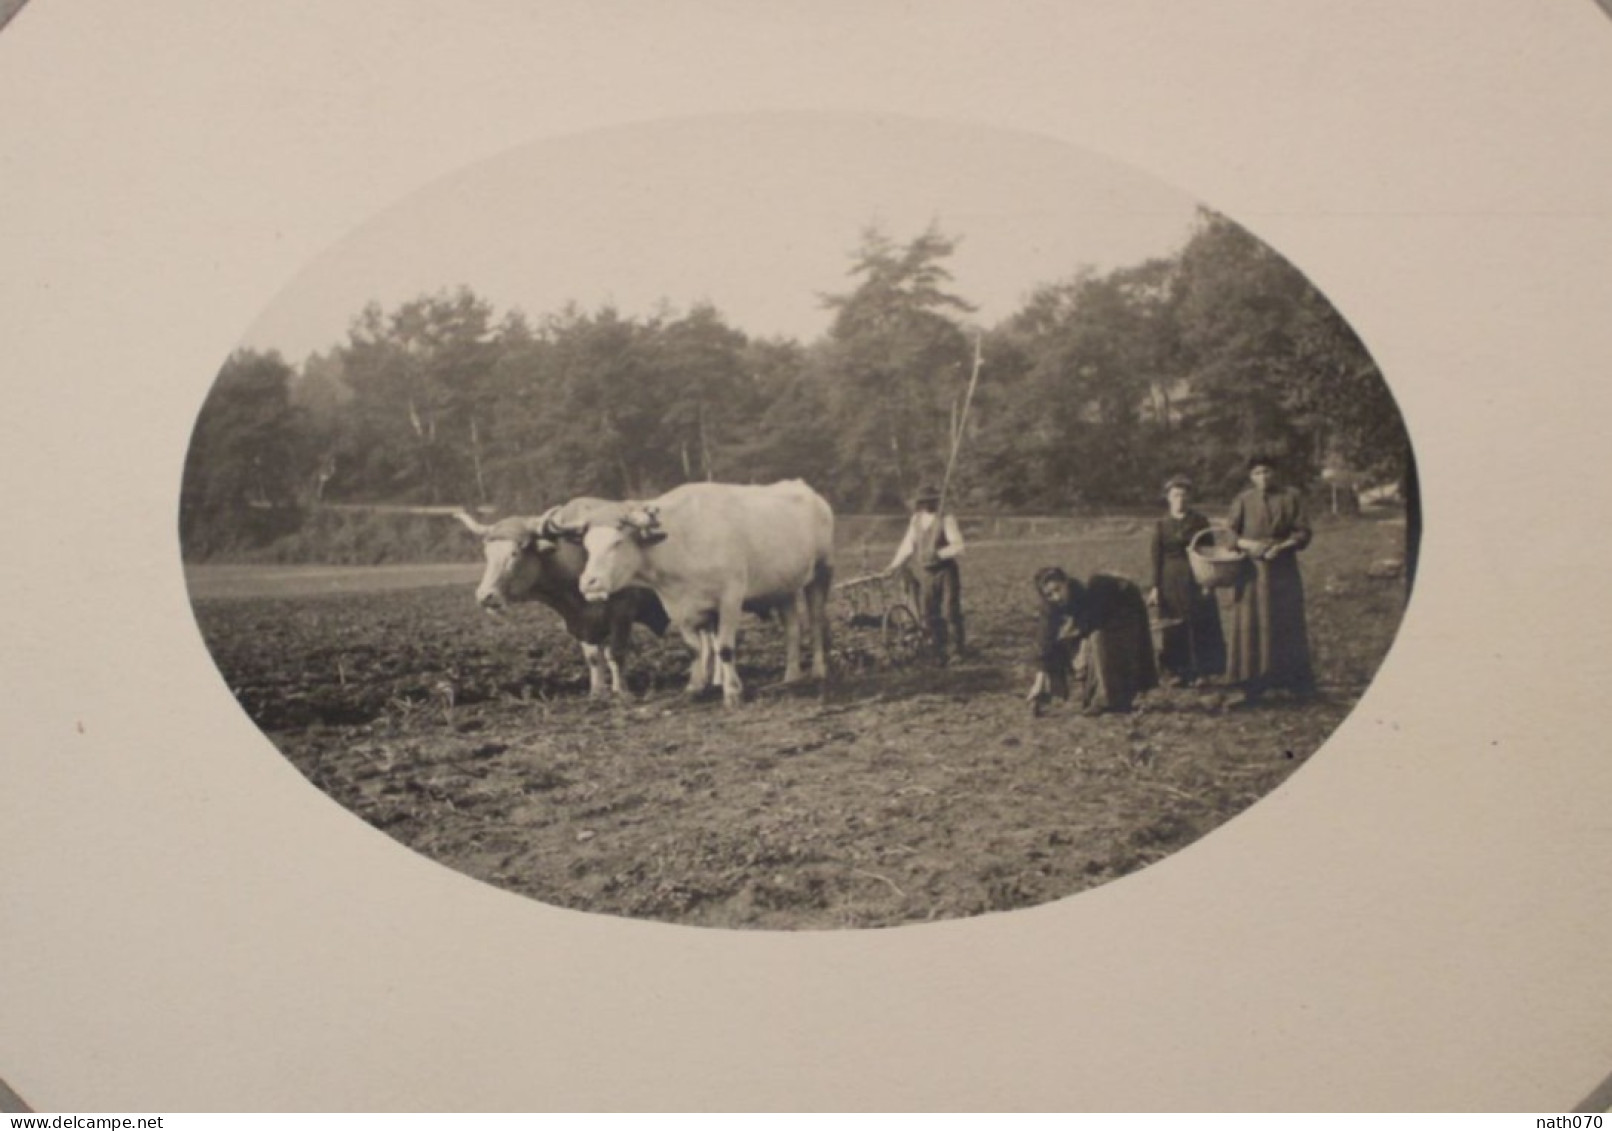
<box><xmin>1188</xmin><ymin>526</ymin><xmax>1246</xmax><ymax>589</ymax></box>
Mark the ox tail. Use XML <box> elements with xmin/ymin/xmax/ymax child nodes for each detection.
<box><xmin>810</xmin><ymin>553</ymin><xmax>834</xmax><ymax>663</ymax></box>
<box><xmin>810</xmin><ymin>554</ymin><xmax>834</xmax><ymax>597</ymax></box>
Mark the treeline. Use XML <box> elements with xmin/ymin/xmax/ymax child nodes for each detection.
<box><xmin>180</xmin><ymin>209</ymin><xmax>1413</xmax><ymax>560</ymax></box>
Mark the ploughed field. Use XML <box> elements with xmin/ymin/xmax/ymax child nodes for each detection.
<box><xmin>188</xmin><ymin>515</ymin><xmax>1410</xmax><ymax>930</ymax></box>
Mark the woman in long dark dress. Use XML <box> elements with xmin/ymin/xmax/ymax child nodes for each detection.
<box><xmin>1026</xmin><ymin>567</ymin><xmax>1158</xmax><ymax>715</ymax></box>
<box><xmin>1226</xmin><ymin>454</ymin><xmax>1316</xmax><ymax>704</ymax></box>
<box><xmin>1148</xmin><ymin>475</ymin><xmax>1227</xmax><ymax>687</ymax></box>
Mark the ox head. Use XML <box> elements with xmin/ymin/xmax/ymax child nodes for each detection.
<box><xmin>576</xmin><ymin>505</ymin><xmax>666</xmax><ymax>603</ymax></box>
<box><xmin>454</xmin><ymin>508</ymin><xmax>573</xmax><ymax>614</ymax></box>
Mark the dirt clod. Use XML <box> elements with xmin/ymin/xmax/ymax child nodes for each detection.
<box><xmin>190</xmin><ymin>519</ymin><xmax>1407</xmax><ymax>930</ymax></box>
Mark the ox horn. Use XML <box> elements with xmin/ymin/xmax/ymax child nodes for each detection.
<box><xmin>539</xmin><ymin>503</ymin><xmax>596</xmax><ymax>541</ymax></box>
<box><xmin>622</xmin><ymin>504</ymin><xmax>667</xmax><ymax>545</ymax></box>
<box><xmin>533</xmin><ymin>505</ymin><xmax>568</xmax><ymax>537</ymax></box>
<box><xmin>453</xmin><ymin>510</ymin><xmax>493</xmax><ymax>537</ymax></box>
<box><xmin>623</xmin><ymin>504</ymin><xmax>660</xmax><ymax>531</ymax></box>
<box><xmin>521</xmin><ymin>505</ymin><xmax>571</xmax><ymax>554</ymax></box>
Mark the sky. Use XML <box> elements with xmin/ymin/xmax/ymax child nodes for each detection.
<box><xmin>242</xmin><ymin>111</ymin><xmax>1204</xmax><ymax>362</ymax></box>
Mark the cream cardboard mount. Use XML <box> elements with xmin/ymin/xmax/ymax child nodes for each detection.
<box><xmin>3</xmin><ymin>0</ymin><xmax>1611</xmax><ymax>1113</ymax></box>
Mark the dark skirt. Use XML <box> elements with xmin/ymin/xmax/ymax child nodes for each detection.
<box><xmin>1084</xmin><ymin>582</ymin><xmax>1159</xmax><ymax>711</ymax></box>
<box><xmin>1227</xmin><ymin>556</ymin><xmax>1315</xmax><ymax>694</ymax></box>
<box><xmin>1156</xmin><ymin>552</ymin><xmax>1227</xmax><ymax>681</ymax></box>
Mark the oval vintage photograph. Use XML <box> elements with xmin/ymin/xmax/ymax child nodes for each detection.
<box><xmin>181</xmin><ymin>113</ymin><xmax>1418</xmax><ymax>930</ymax></box>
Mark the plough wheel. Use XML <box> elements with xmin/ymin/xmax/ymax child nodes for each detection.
<box><xmin>881</xmin><ymin>603</ymin><xmax>929</xmax><ymax>667</ymax></box>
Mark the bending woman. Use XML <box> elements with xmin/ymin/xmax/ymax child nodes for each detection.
<box><xmin>1027</xmin><ymin>567</ymin><xmax>1158</xmax><ymax>716</ymax></box>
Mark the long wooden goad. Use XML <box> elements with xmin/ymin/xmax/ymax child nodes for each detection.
<box><xmin>937</xmin><ymin>332</ymin><xmax>984</xmax><ymax>517</ymax></box>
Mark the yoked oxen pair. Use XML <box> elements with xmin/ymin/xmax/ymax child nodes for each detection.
<box><xmin>551</xmin><ymin>479</ymin><xmax>835</xmax><ymax>707</ymax></box>
<box><xmin>454</xmin><ymin>499</ymin><xmax>670</xmax><ymax>697</ymax></box>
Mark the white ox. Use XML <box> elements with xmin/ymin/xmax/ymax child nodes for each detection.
<box><xmin>564</xmin><ymin>480</ymin><xmax>835</xmax><ymax>706</ymax></box>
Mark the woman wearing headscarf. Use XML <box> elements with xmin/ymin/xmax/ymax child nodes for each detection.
<box><xmin>1226</xmin><ymin>453</ymin><xmax>1317</xmax><ymax>704</ymax></box>
<box><xmin>1026</xmin><ymin>567</ymin><xmax>1158</xmax><ymax>715</ymax></box>
<box><xmin>1148</xmin><ymin>475</ymin><xmax>1227</xmax><ymax>687</ymax></box>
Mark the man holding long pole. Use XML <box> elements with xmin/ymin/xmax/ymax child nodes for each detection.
<box><xmin>883</xmin><ymin>483</ymin><xmax>967</xmax><ymax>665</ymax></box>
<box><xmin>881</xmin><ymin>335</ymin><xmax>982</xmax><ymax>666</ymax></box>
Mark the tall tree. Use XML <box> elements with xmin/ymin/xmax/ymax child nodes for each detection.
<box><xmin>650</xmin><ymin>304</ymin><xmax>754</xmax><ymax>484</ymax></box>
<box><xmin>289</xmin><ymin>348</ymin><xmax>352</xmax><ymax>505</ymax></box>
<box><xmin>999</xmin><ymin>266</ymin><xmax>1174</xmax><ymax>506</ymax></box>
<box><xmin>722</xmin><ymin>336</ymin><xmax>838</xmax><ymax>489</ymax></box>
<box><xmin>1170</xmin><ymin>209</ymin><xmax>1404</xmax><ymax>493</ymax></box>
<box><xmin>479</xmin><ymin>304</ymin><xmax>665</xmax><ymax>501</ymax></box>
<box><xmin>477</xmin><ymin>304</ymin><xmax>761</xmax><ymax>507</ymax></box>
<box><xmin>818</xmin><ymin>223</ymin><xmax>978</xmax><ymax>509</ymax></box>
<box><xmin>179</xmin><ymin>349</ymin><xmax>307</xmax><ymax>555</ymax></box>
<box><xmin>335</xmin><ymin>288</ymin><xmax>504</xmax><ymax>503</ymax></box>
<box><xmin>959</xmin><ymin>325</ymin><xmax>1041</xmax><ymax>508</ymax></box>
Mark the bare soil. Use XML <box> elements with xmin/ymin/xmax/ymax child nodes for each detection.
<box><xmin>188</xmin><ymin>515</ymin><xmax>1410</xmax><ymax>930</ymax></box>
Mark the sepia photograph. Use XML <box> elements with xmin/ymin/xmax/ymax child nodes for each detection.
<box><xmin>180</xmin><ymin>115</ymin><xmax>1418</xmax><ymax>930</ymax></box>
<box><xmin>6</xmin><ymin>0</ymin><xmax>1612</xmax><ymax>1114</ymax></box>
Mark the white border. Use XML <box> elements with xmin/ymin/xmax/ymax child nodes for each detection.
<box><xmin>3</xmin><ymin>0</ymin><xmax>1612</xmax><ymax>1112</ymax></box>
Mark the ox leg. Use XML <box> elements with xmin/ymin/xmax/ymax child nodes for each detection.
<box><xmin>580</xmin><ymin>642</ymin><xmax>609</xmax><ymax>698</ymax></box>
<box><xmin>606</xmin><ymin>616</ymin><xmax>632</xmax><ymax>696</ymax></box>
<box><xmin>805</xmin><ymin>576</ymin><xmax>831</xmax><ymax>680</ymax></box>
<box><xmin>716</xmin><ymin>594</ymin><xmax>746</xmax><ymax>708</ymax></box>
<box><xmin>703</xmin><ymin>629</ymin><xmax>722</xmax><ymax>691</ymax></box>
<box><xmin>780</xmin><ymin>593</ymin><xmax>804</xmax><ymax>684</ymax></box>
<box><xmin>677</xmin><ymin>623</ymin><xmax>713</xmax><ymax>696</ymax></box>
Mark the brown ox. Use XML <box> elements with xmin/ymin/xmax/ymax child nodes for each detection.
<box><xmin>454</xmin><ymin>499</ymin><xmax>669</xmax><ymax>697</ymax></box>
